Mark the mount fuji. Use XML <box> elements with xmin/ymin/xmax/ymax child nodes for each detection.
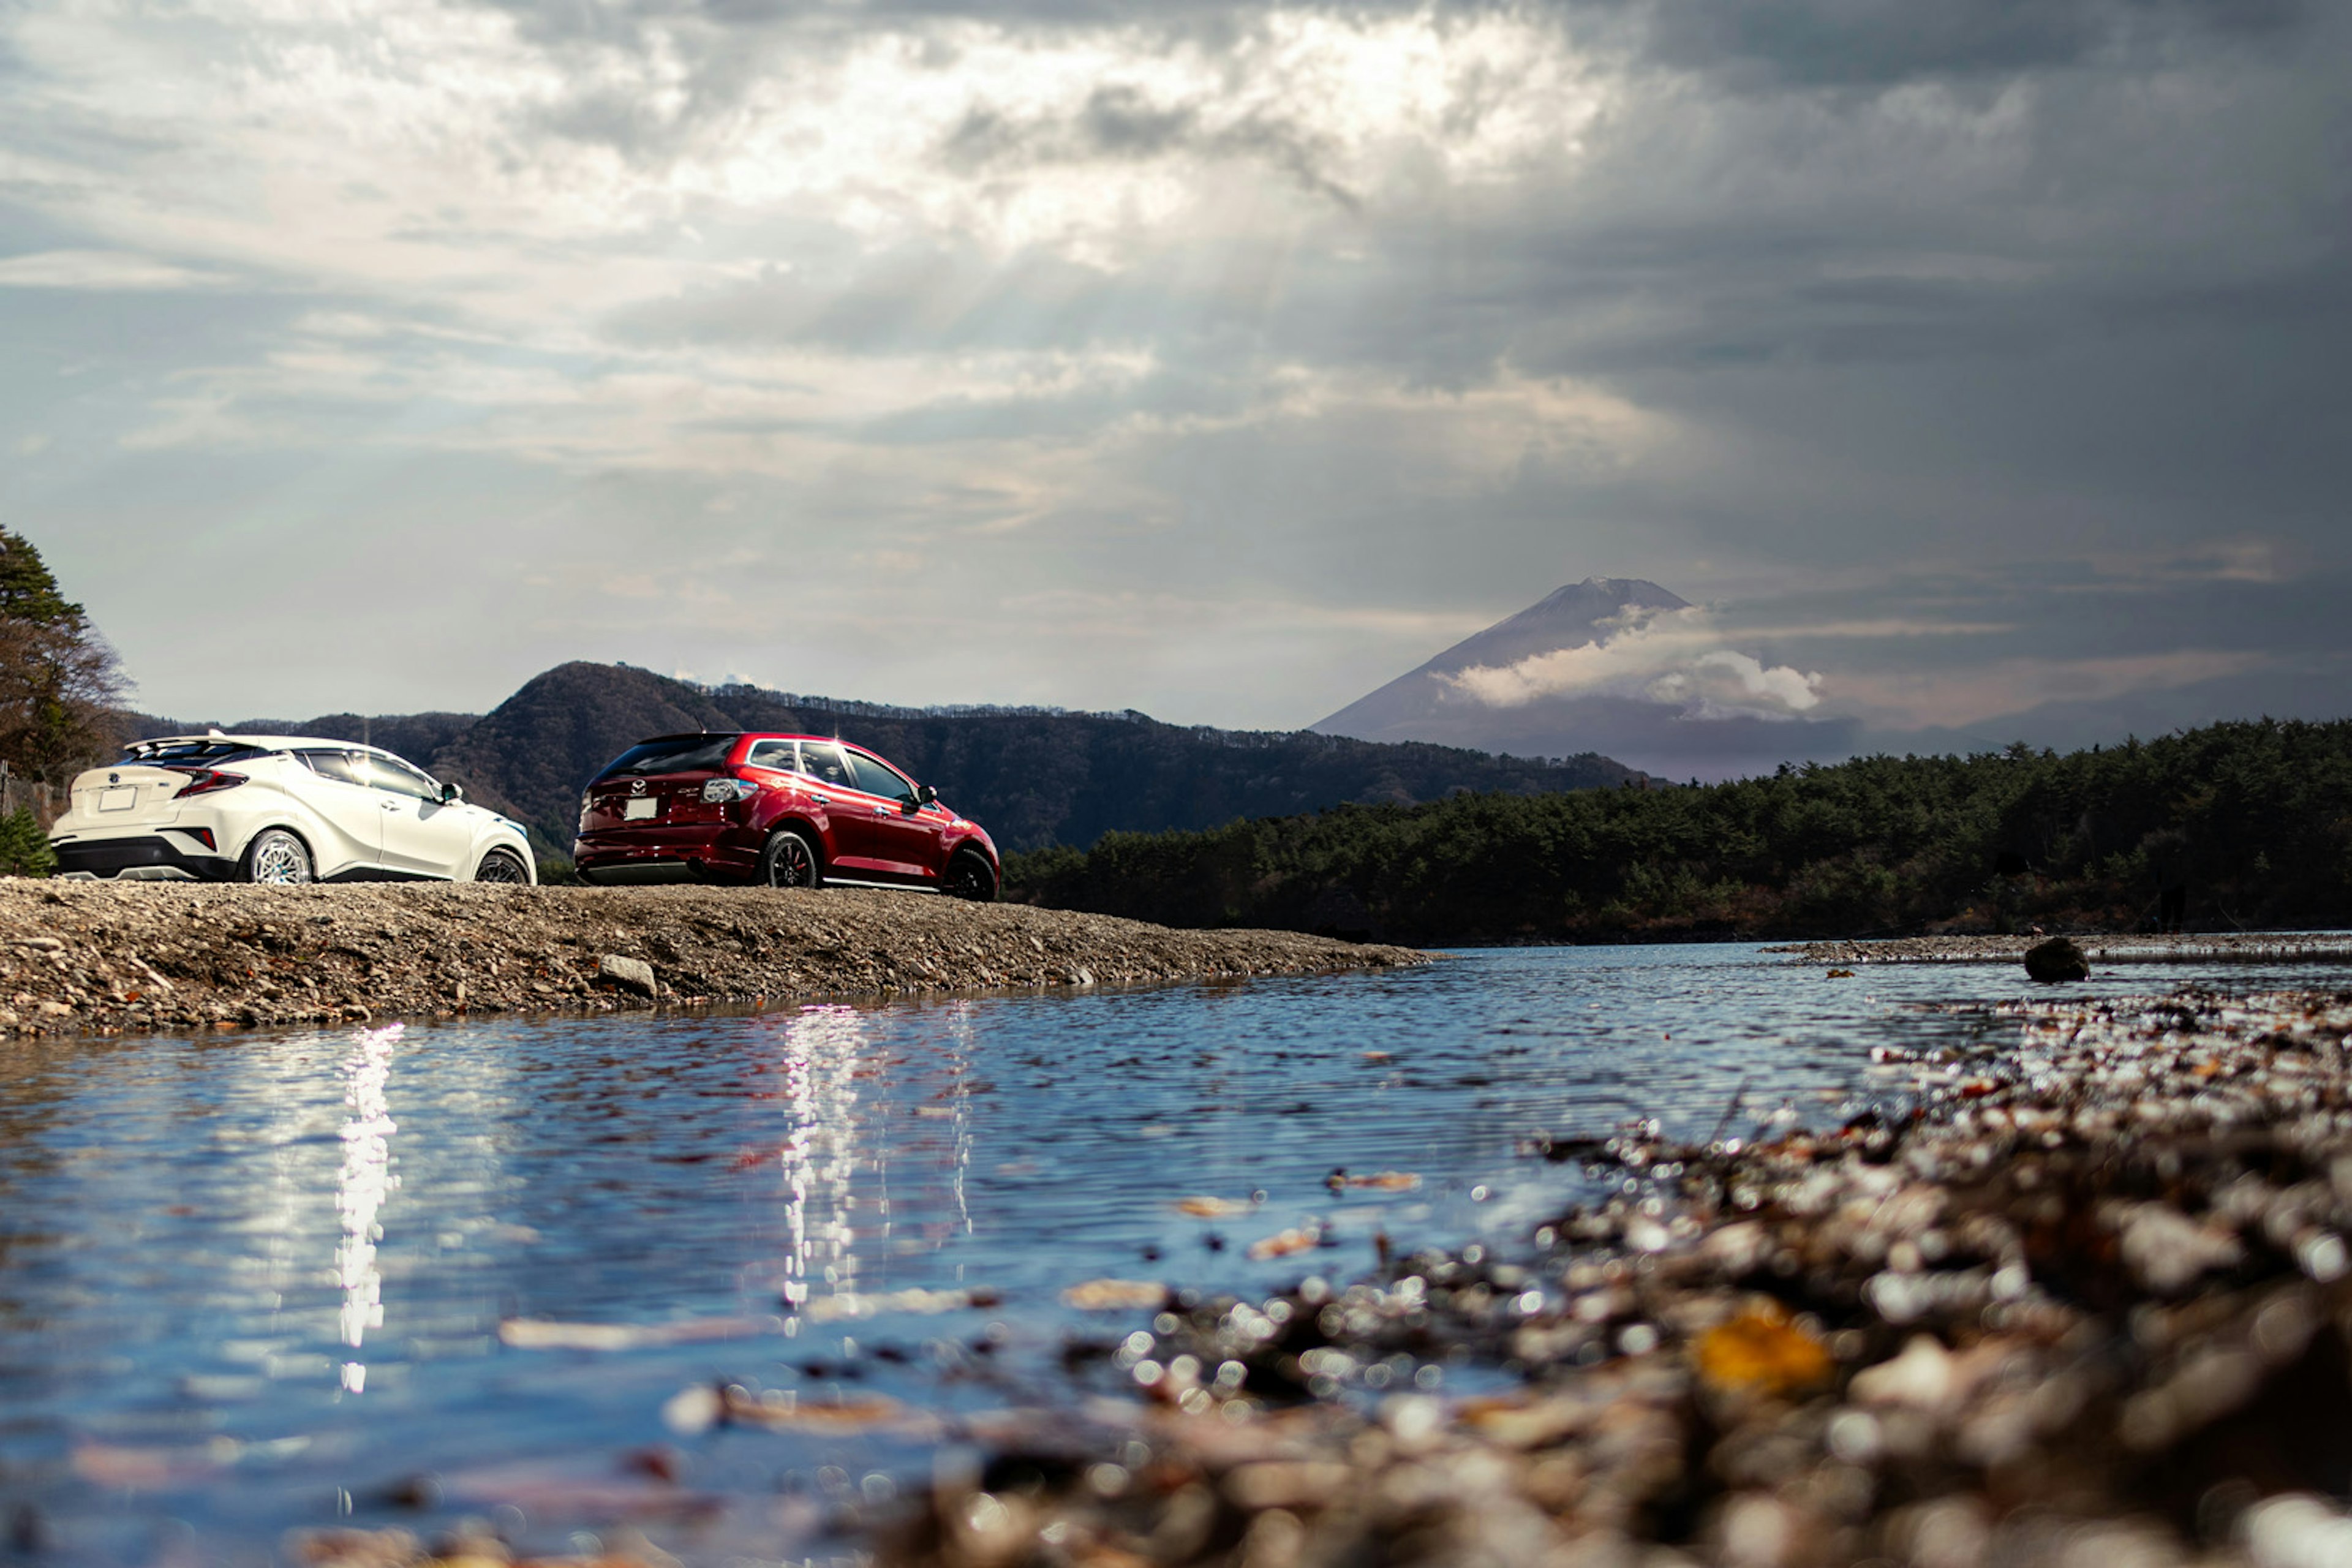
<box><xmin>1313</xmin><ymin>577</ymin><xmax>1861</xmax><ymax>781</ymax></box>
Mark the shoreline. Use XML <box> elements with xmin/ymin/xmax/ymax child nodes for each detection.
<box><xmin>1768</xmin><ymin>930</ymin><xmax>2352</xmax><ymax>965</ymax></box>
<box><xmin>0</xmin><ymin>880</ymin><xmax>1429</xmax><ymax>1038</ymax></box>
<box><xmin>849</xmin><ymin>979</ymin><xmax>2352</xmax><ymax>1568</ymax></box>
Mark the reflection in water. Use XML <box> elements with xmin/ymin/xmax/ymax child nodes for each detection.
<box><xmin>767</xmin><ymin>1005</ymin><xmax>975</xmax><ymax>1317</ymax></box>
<box><xmin>334</xmin><ymin>1024</ymin><xmax>401</xmax><ymax>1393</ymax></box>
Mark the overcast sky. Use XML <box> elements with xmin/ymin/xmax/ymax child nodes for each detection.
<box><xmin>5</xmin><ymin>0</ymin><xmax>2347</xmax><ymax>760</ymax></box>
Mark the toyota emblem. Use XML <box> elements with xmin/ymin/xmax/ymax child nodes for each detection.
<box><xmin>630</xmin><ymin>778</ymin><xmax>647</xmax><ymax>795</ymax></box>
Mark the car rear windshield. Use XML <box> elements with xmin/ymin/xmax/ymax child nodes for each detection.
<box><xmin>122</xmin><ymin>740</ymin><xmax>266</xmax><ymax>767</ymax></box>
<box><xmin>594</xmin><ymin>735</ymin><xmax>739</xmax><ymax>781</ymax></box>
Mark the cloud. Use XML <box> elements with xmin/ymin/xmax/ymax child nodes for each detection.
<box><xmin>2</xmin><ymin>0</ymin><xmax>2348</xmax><ymax>745</ymax></box>
<box><xmin>1446</xmin><ymin>606</ymin><xmax>1824</xmax><ymax>720</ymax></box>
<box><xmin>1603</xmin><ymin>0</ymin><xmax>2308</xmax><ymax>86</ymax></box>
<box><xmin>0</xmin><ymin>249</ymin><xmax>222</xmax><ymax>290</ymax></box>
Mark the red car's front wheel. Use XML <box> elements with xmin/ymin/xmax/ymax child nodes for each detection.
<box><xmin>944</xmin><ymin>850</ymin><xmax>996</xmax><ymax>902</ymax></box>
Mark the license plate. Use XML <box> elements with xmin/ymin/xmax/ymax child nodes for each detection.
<box><xmin>97</xmin><ymin>787</ymin><xmax>137</xmax><ymax>813</ymax></box>
<box><xmin>623</xmin><ymin>796</ymin><xmax>658</xmax><ymax>821</ymax></box>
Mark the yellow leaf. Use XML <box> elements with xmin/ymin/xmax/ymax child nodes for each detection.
<box><xmin>1692</xmin><ymin>1303</ymin><xmax>1833</xmax><ymax>1397</ymax></box>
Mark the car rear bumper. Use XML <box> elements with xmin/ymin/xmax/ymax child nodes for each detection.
<box><xmin>51</xmin><ymin>831</ymin><xmax>237</xmax><ymax>881</ymax></box>
<box><xmin>573</xmin><ymin>826</ymin><xmax>763</xmax><ymax>885</ymax></box>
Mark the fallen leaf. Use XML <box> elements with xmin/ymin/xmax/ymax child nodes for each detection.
<box><xmin>441</xmin><ymin>1467</ymin><xmax>720</xmax><ymax>1521</ymax></box>
<box><xmin>1246</xmin><ymin>1226</ymin><xmax>1322</xmax><ymax>1261</ymax></box>
<box><xmin>791</xmin><ymin>1287</ymin><xmax>990</xmax><ymax>1321</ymax></box>
<box><xmin>498</xmin><ymin>1316</ymin><xmax>776</xmax><ymax>1351</ymax></box>
<box><xmin>1062</xmin><ymin>1279</ymin><xmax>1168</xmax><ymax>1311</ymax></box>
<box><xmin>720</xmin><ymin>1387</ymin><xmax>913</xmax><ymax>1431</ymax></box>
<box><xmin>1344</xmin><ymin>1171</ymin><xmax>1420</xmax><ymax>1191</ymax></box>
<box><xmin>71</xmin><ymin>1439</ymin><xmax>237</xmax><ymax>1488</ymax></box>
<box><xmin>1692</xmin><ymin>1302</ymin><xmax>1833</xmax><ymax>1398</ymax></box>
<box><xmin>1175</xmin><ymin>1196</ymin><xmax>1255</xmax><ymax>1218</ymax></box>
<box><xmin>287</xmin><ymin>1528</ymin><xmax>425</xmax><ymax>1568</ymax></box>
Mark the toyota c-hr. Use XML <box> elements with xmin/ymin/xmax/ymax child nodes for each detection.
<box><xmin>572</xmin><ymin>732</ymin><xmax>998</xmax><ymax>899</ymax></box>
<box><xmin>48</xmin><ymin>733</ymin><xmax>536</xmax><ymax>884</ymax></box>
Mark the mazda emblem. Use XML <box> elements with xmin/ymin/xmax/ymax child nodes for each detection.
<box><xmin>630</xmin><ymin>778</ymin><xmax>647</xmax><ymax>795</ymax></box>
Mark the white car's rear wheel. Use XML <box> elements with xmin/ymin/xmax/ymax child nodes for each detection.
<box><xmin>243</xmin><ymin>829</ymin><xmax>313</xmax><ymax>884</ymax></box>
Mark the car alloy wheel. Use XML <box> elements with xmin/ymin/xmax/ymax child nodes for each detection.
<box><xmin>244</xmin><ymin>828</ymin><xmax>313</xmax><ymax>884</ymax></box>
<box><xmin>476</xmin><ymin>849</ymin><xmax>529</xmax><ymax>884</ymax></box>
<box><xmin>945</xmin><ymin>851</ymin><xmax>996</xmax><ymax>902</ymax></box>
<box><xmin>760</xmin><ymin>829</ymin><xmax>820</xmax><ymax>889</ymax></box>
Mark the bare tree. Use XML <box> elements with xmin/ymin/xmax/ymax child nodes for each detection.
<box><xmin>0</xmin><ymin>528</ymin><xmax>129</xmax><ymax>786</ymax></box>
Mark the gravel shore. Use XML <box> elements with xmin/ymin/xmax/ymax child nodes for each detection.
<box><xmin>0</xmin><ymin>880</ymin><xmax>1427</xmax><ymax>1038</ymax></box>
<box><xmin>1771</xmin><ymin>930</ymin><xmax>2352</xmax><ymax>967</ymax></box>
<box><xmin>846</xmin><ymin>982</ymin><xmax>2352</xmax><ymax>1568</ymax></box>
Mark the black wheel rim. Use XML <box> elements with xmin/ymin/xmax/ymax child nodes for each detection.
<box><xmin>770</xmin><ymin>837</ymin><xmax>813</xmax><ymax>888</ymax></box>
<box><xmin>478</xmin><ymin>853</ymin><xmax>527</xmax><ymax>884</ymax></box>
<box><xmin>949</xmin><ymin>859</ymin><xmax>990</xmax><ymax>900</ymax></box>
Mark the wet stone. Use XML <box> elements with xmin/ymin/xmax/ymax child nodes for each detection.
<box><xmin>2024</xmin><ymin>937</ymin><xmax>2091</xmax><ymax>983</ymax></box>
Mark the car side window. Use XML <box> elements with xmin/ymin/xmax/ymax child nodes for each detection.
<box><xmin>798</xmin><ymin>742</ymin><xmax>853</xmax><ymax>788</ymax></box>
<box><xmin>745</xmin><ymin>739</ymin><xmax>800</xmax><ymax>772</ymax></box>
<box><xmin>365</xmin><ymin>755</ymin><xmax>443</xmax><ymax>802</ymax></box>
<box><xmin>299</xmin><ymin>749</ymin><xmax>365</xmax><ymax>785</ymax></box>
<box><xmin>846</xmin><ymin>750</ymin><xmax>914</xmax><ymax>803</ymax></box>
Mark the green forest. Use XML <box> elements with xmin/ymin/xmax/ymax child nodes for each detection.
<box><xmin>1005</xmin><ymin>719</ymin><xmax>2352</xmax><ymax>943</ymax></box>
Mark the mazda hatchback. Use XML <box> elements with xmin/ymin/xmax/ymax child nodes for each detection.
<box><xmin>571</xmin><ymin>733</ymin><xmax>999</xmax><ymax>899</ymax></box>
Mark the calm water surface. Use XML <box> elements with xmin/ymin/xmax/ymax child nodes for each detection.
<box><xmin>3</xmin><ymin>943</ymin><xmax>2346</xmax><ymax>1564</ymax></box>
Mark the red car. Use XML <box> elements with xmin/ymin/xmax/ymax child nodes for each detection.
<box><xmin>572</xmin><ymin>733</ymin><xmax>999</xmax><ymax>899</ymax></box>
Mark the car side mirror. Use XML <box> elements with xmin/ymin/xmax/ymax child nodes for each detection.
<box><xmin>916</xmin><ymin>783</ymin><xmax>938</xmax><ymax>805</ymax></box>
<box><xmin>440</xmin><ymin>780</ymin><xmax>466</xmax><ymax>804</ymax></box>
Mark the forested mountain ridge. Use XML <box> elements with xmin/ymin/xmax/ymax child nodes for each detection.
<box><xmin>134</xmin><ymin>660</ymin><xmax>1647</xmax><ymax>861</ymax></box>
<box><xmin>1006</xmin><ymin>719</ymin><xmax>2352</xmax><ymax>943</ymax></box>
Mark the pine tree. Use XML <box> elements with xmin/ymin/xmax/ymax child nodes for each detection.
<box><xmin>0</xmin><ymin>528</ymin><xmax>127</xmax><ymax>786</ymax></box>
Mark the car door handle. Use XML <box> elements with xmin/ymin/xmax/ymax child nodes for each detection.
<box><xmin>811</xmin><ymin>793</ymin><xmax>830</xmax><ymax>804</ymax></box>
<box><xmin>380</xmin><ymin>801</ymin><xmax>400</xmax><ymax>812</ymax></box>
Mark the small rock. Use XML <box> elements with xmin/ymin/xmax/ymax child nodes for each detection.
<box><xmin>2024</xmin><ymin>937</ymin><xmax>2089</xmax><ymax>982</ymax></box>
<box><xmin>599</xmin><ymin>955</ymin><xmax>658</xmax><ymax>997</ymax></box>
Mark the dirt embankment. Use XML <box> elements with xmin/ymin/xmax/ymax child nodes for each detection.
<box><xmin>0</xmin><ymin>880</ymin><xmax>1428</xmax><ymax>1037</ymax></box>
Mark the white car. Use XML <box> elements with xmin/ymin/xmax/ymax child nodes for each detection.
<box><xmin>48</xmin><ymin>733</ymin><xmax>536</xmax><ymax>885</ymax></box>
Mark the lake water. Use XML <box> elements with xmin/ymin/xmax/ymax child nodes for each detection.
<box><xmin>6</xmin><ymin>943</ymin><xmax>2348</xmax><ymax>1565</ymax></box>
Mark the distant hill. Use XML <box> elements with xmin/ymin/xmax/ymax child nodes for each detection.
<box><xmin>1011</xmin><ymin>717</ymin><xmax>2352</xmax><ymax>943</ymax></box>
<box><xmin>135</xmin><ymin>661</ymin><xmax>1647</xmax><ymax>861</ymax></box>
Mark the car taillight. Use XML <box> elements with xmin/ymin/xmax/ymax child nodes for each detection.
<box><xmin>701</xmin><ymin>778</ymin><xmax>758</xmax><ymax>803</ymax></box>
<box><xmin>169</xmin><ymin>769</ymin><xmax>247</xmax><ymax>798</ymax></box>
